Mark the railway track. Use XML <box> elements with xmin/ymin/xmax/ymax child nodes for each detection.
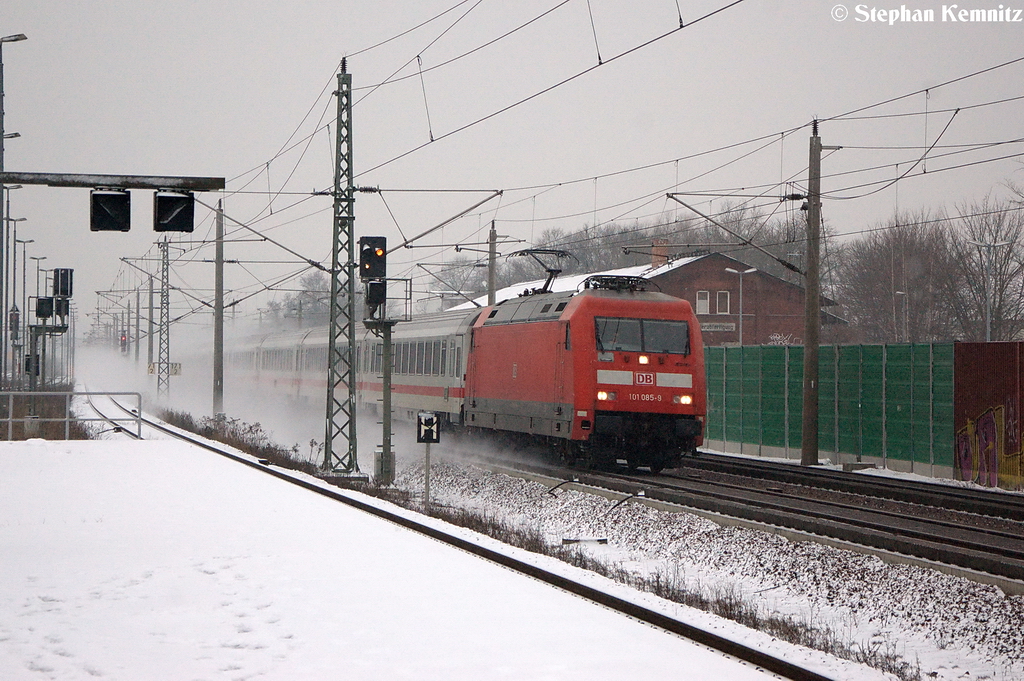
<box><xmin>472</xmin><ymin>452</ymin><xmax>1024</xmax><ymax>592</ymax></box>
<box><xmin>82</xmin><ymin>397</ymin><xmax>834</xmax><ymax>681</ymax></box>
<box><xmin>685</xmin><ymin>451</ymin><xmax>1024</xmax><ymax>522</ymax></box>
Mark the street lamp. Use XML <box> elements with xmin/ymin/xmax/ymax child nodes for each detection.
<box><xmin>894</xmin><ymin>291</ymin><xmax>908</xmax><ymax>343</ymax></box>
<box><xmin>1</xmin><ymin>33</ymin><xmax>28</xmax><ymax>174</ymax></box>
<box><xmin>725</xmin><ymin>266</ymin><xmax>757</xmax><ymax>345</ymax></box>
<box><xmin>16</xmin><ymin>237</ymin><xmax>32</xmax><ymax>329</ymax></box>
<box><xmin>3</xmin><ymin>184</ymin><xmax>22</xmax><ymax>385</ymax></box>
<box><xmin>30</xmin><ymin>255</ymin><xmax>46</xmax><ymax>300</ymax></box>
<box><xmin>967</xmin><ymin>239</ymin><xmax>1010</xmax><ymax>342</ymax></box>
<box><xmin>14</xmin><ymin>237</ymin><xmax>31</xmax><ymax>385</ymax></box>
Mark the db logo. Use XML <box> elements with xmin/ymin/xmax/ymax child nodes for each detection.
<box><xmin>635</xmin><ymin>372</ymin><xmax>655</xmax><ymax>385</ymax></box>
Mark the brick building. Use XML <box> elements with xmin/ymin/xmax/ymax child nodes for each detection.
<box><xmin>640</xmin><ymin>252</ymin><xmax>844</xmax><ymax>346</ymax></box>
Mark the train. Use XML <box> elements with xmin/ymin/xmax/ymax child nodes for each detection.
<box><xmin>228</xmin><ymin>274</ymin><xmax>706</xmax><ymax>472</ymax></box>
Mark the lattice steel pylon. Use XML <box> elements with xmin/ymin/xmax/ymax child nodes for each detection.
<box><xmin>323</xmin><ymin>61</ymin><xmax>359</xmax><ymax>474</ymax></box>
<box><xmin>156</xmin><ymin>238</ymin><xmax>171</xmax><ymax>398</ymax></box>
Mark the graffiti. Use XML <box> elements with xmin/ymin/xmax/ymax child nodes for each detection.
<box><xmin>956</xmin><ymin>397</ymin><xmax>1021</xmax><ymax>488</ymax></box>
<box><xmin>767</xmin><ymin>332</ymin><xmax>799</xmax><ymax>346</ymax></box>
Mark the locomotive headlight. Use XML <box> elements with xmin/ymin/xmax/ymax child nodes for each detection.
<box><xmin>597</xmin><ymin>391</ymin><xmax>617</xmax><ymax>401</ymax></box>
<box><xmin>638</xmin><ymin>355</ymin><xmax>650</xmax><ymax>365</ymax></box>
<box><xmin>673</xmin><ymin>394</ymin><xmax>693</xmax><ymax>405</ymax></box>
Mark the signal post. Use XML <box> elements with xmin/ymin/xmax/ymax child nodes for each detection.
<box><xmin>359</xmin><ymin>236</ymin><xmax>396</xmax><ymax>485</ymax></box>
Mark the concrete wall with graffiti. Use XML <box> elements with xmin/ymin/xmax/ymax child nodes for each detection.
<box><xmin>954</xmin><ymin>343</ymin><xmax>1023</xmax><ymax>490</ymax></box>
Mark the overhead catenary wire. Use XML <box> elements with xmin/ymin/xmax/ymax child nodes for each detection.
<box><xmin>98</xmin><ymin>18</ymin><xmax>1024</xmax><ymax>322</ymax></box>
<box><xmin>355</xmin><ymin>0</ymin><xmax>750</xmax><ymax>179</ymax></box>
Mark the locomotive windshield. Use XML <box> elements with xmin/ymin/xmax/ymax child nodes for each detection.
<box><xmin>595</xmin><ymin>317</ymin><xmax>690</xmax><ymax>355</ymax></box>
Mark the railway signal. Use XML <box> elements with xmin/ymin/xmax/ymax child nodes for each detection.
<box><xmin>153</xmin><ymin>191</ymin><xmax>195</xmax><ymax>232</ymax></box>
<box><xmin>35</xmin><ymin>297</ymin><xmax>53</xmax><ymax>319</ymax></box>
<box><xmin>90</xmin><ymin>190</ymin><xmax>131</xmax><ymax>232</ymax></box>
<box><xmin>359</xmin><ymin>236</ymin><xmax>386</xmax><ymax>279</ymax></box>
<box><xmin>52</xmin><ymin>268</ymin><xmax>73</xmax><ymax>297</ymax></box>
<box><xmin>365</xmin><ymin>279</ymin><xmax>386</xmax><ymax>319</ymax></box>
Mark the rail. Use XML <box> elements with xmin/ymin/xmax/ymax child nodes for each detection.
<box><xmin>0</xmin><ymin>391</ymin><xmax>143</xmax><ymax>440</ymax></box>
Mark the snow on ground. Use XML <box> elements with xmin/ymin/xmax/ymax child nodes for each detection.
<box><xmin>392</xmin><ymin>456</ymin><xmax>1024</xmax><ymax>681</ymax></box>
<box><xmin>1</xmin><ymin>438</ymin><xmax>800</xmax><ymax>681</ymax></box>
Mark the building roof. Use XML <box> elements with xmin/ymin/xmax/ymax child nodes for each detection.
<box><xmin>449</xmin><ymin>254</ymin><xmax>708</xmax><ymax>310</ymax></box>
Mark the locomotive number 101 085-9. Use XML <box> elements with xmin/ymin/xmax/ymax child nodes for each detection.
<box><xmin>629</xmin><ymin>393</ymin><xmax>662</xmax><ymax>402</ymax></box>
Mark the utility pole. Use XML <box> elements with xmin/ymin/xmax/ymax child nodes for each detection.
<box><xmin>379</xmin><ymin>321</ymin><xmax>395</xmax><ymax>484</ymax></box>
<box><xmin>801</xmin><ymin>121</ymin><xmax>842</xmax><ymax>466</ymax></box>
<box><xmin>801</xmin><ymin>122</ymin><xmax>822</xmax><ymax>467</ymax></box>
<box><xmin>323</xmin><ymin>60</ymin><xmax>361</xmax><ymax>476</ymax></box>
<box><xmin>147</xmin><ymin>274</ymin><xmax>154</xmax><ymax>370</ymax></box>
<box><xmin>487</xmin><ymin>221</ymin><xmax>497</xmax><ymax>306</ymax></box>
<box><xmin>157</xmin><ymin>239</ymin><xmax>170</xmax><ymax>398</ymax></box>
<box><xmin>134</xmin><ymin>288</ymin><xmax>140</xmax><ymax>364</ymax></box>
<box><xmin>213</xmin><ymin>200</ymin><xmax>224</xmax><ymax>414</ymax></box>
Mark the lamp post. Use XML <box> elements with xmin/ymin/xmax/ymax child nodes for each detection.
<box><xmin>3</xmin><ymin>184</ymin><xmax>22</xmax><ymax>386</ymax></box>
<box><xmin>894</xmin><ymin>290</ymin><xmax>908</xmax><ymax>343</ymax></box>
<box><xmin>13</xmin><ymin>236</ymin><xmax>30</xmax><ymax>384</ymax></box>
<box><xmin>2</xmin><ymin>32</ymin><xmax>28</xmax><ymax>387</ymax></box>
<box><xmin>967</xmin><ymin>239</ymin><xmax>1010</xmax><ymax>342</ymax></box>
<box><xmin>17</xmin><ymin>237</ymin><xmax>32</xmax><ymax>356</ymax></box>
<box><xmin>30</xmin><ymin>256</ymin><xmax>46</xmax><ymax>299</ymax></box>
<box><xmin>725</xmin><ymin>266</ymin><xmax>757</xmax><ymax>345</ymax></box>
<box><xmin>1</xmin><ymin>33</ymin><xmax>28</xmax><ymax>176</ymax></box>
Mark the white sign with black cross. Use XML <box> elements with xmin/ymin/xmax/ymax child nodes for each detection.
<box><xmin>417</xmin><ymin>411</ymin><xmax>439</xmax><ymax>510</ymax></box>
<box><xmin>417</xmin><ymin>412</ymin><xmax>441</xmax><ymax>444</ymax></box>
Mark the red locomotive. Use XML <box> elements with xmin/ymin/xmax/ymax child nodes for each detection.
<box><xmin>232</xmin><ymin>275</ymin><xmax>706</xmax><ymax>472</ymax></box>
<box><xmin>359</xmin><ymin>274</ymin><xmax>704</xmax><ymax>471</ymax></box>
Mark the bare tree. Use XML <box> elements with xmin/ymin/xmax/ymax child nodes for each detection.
<box><xmin>836</xmin><ymin>211</ymin><xmax>955</xmax><ymax>343</ymax></box>
<box><xmin>942</xmin><ymin>197</ymin><xmax>1024</xmax><ymax>341</ymax></box>
<box><xmin>277</xmin><ymin>271</ymin><xmax>330</xmax><ymax>328</ymax></box>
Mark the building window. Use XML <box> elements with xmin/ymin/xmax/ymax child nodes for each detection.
<box><xmin>717</xmin><ymin>291</ymin><xmax>730</xmax><ymax>315</ymax></box>
<box><xmin>696</xmin><ymin>291</ymin><xmax>710</xmax><ymax>315</ymax></box>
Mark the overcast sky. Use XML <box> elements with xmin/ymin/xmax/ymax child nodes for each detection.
<box><xmin>3</xmin><ymin>0</ymin><xmax>1023</xmax><ymax>331</ymax></box>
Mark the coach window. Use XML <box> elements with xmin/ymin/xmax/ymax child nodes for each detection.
<box><xmin>696</xmin><ymin>290</ymin><xmax>710</xmax><ymax>315</ymax></box>
<box><xmin>416</xmin><ymin>341</ymin><xmax>425</xmax><ymax>375</ymax></box>
<box><xmin>440</xmin><ymin>340</ymin><xmax>448</xmax><ymax>377</ymax></box>
<box><xmin>433</xmin><ymin>341</ymin><xmax>442</xmax><ymax>376</ymax></box>
<box><xmin>717</xmin><ymin>291</ymin><xmax>730</xmax><ymax>315</ymax></box>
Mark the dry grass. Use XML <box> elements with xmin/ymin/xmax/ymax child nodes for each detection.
<box><xmin>159</xmin><ymin>409</ymin><xmax>322</xmax><ymax>476</ymax></box>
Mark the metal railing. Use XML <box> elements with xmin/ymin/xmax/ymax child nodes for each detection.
<box><xmin>0</xmin><ymin>391</ymin><xmax>142</xmax><ymax>440</ymax></box>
